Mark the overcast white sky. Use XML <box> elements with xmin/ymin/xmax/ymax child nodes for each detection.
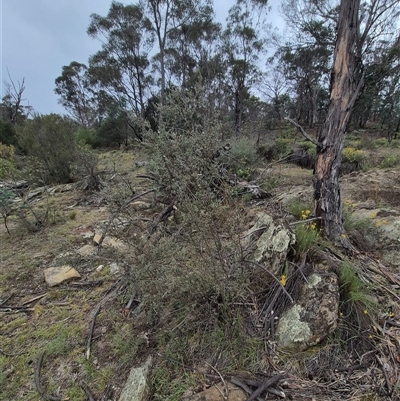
<box><xmin>0</xmin><ymin>0</ymin><xmax>283</xmax><ymax>116</ymax></box>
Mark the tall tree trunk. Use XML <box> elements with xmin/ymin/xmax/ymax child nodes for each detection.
<box><xmin>313</xmin><ymin>0</ymin><xmax>362</xmax><ymax>247</ymax></box>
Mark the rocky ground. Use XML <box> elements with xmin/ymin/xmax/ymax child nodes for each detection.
<box><xmin>1</xmin><ymin>148</ymin><xmax>400</xmax><ymax>401</ymax></box>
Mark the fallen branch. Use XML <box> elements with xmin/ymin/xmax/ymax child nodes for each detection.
<box><xmin>35</xmin><ymin>351</ymin><xmax>62</xmax><ymax>401</ymax></box>
<box><xmin>86</xmin><ymin>304</ymin><xmax>101</xmax><ymax>360</ymax></box>
<box><xmin>376</xmin><ymin>354</ymin><xmax>392</xmax><ymax>396</ymax></box>
<box><xmin>0</xmin><ymin>294</ymin><xmax>13</xmax><ymax>306</ymax></box>
<box><xmin>245</xmin><ymin>374</ymin><xmax>284</xmax><ymax>401</ymax></box>
<box><xmin>230</xmin><ymin>377</ymin><xmax>263</xmax><ymax>401</ymax></box>
<box><xmin>335</xmin><ymin>362</ymin><xmax>370</xmax><ymax>374</ymax></box>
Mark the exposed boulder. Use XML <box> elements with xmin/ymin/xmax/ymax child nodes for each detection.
<box><xmin>246</xmin><ymin>213</ymin><xmax>295</xmax><ymax>276</ymax></box>
<box><xmin>44</xmin><ymin>265</ymin><xmax>81</xmax><ymax>287</ymax></box>
<box><xmin>276</xmin><ymin>272</ymin><xmax>339</xmax><ymax>352</ymax></box>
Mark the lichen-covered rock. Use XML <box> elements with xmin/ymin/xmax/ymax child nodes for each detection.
<box><xmin>246</xmin><ymin>213</ymin><xmax>295</xmax><ymax>276</ymax></box>
<box><xmin>119</xmin><ymin>356</ymin><xmax>152</xmax><ymax>401</ymax></box>
<box><xmin>276</xmin><ymin>272</ymin><xmax>339</xmax><ymax>352</ymax></box>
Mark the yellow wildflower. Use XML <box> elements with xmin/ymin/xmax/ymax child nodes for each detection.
<box><xmin>363</xmin><ymin>309</ymin><xmax>368</xmax><ymax>315</ymax></box>
<box><xmin>341</xmin><ymin>233</ymin><xmax>347</xmax><ymax>239</ymax></box>
<box><xmin>279</xmin><ymin>275</ymin><xmax>286</xmax><ymax>286</ymax></box>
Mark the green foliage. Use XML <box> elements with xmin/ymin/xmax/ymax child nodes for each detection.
<box><xmin>0</xmin><ymin>120</ymin><xmax>17</xmax><ymax>146</ymax></box>
<box><xmin>0</xmin><ymin>143</ymin><xmax>16</xmax><ymax>178</ymax></box>
<box><xmin>147</xmin><ymin>85</ymin><xmax>223</xmax><ymax>200</ymax></box>
<box><xmin>294</xmin><ymin>221</ymin><xmax>318</xmax><ymax>255</ymax></box>
<box><xmin>339</xmin><ymin>263</ymin><xmax>377</xmax><ymax>316</ymax></box>
<box><xmin>219</xmin><ymin>137</ymin><xmax>260</xmax><ymax>180</ymax></box>
<box><xmin>379</xmin><ymin>154</ymin><xmax>400</xmax><ymax>168</ymax></box>
<box><xmin>74</xmin><ymin>127</ymin><xmax>99</xmax><ymax>147</ymax></box>
<box><xmin>341</xmin><ymin>147</ymin><xmax>366</xmax><ymax>164</ymax></box>
<box><xmin>271</xmin><ymin>137</ymin><xmax>292</xmax><ymax>159</ymax></box>
<box><xmin>287</xmin><ymin>198</ymin><xmax>312</xmax><ymax>220</ymax></box>
<box><xmin>16</xmin><ymin>114</ymin><xmax>78</xmax><ymax>184</ymax></box>
<box><xmin>297</xmin><ymin>140</ymin><xmax>315</xmax><ymax>155</ymax></box>
<box><xmin>95</xmin><ymin>108</ymin><xmax>132</xmax><ymax>147</ymax></box>
<box><xmin>342</xmin><ymin>199</ymin><xmax>372</xmax><ymax>234</ymax></box>
<box><xmin>0</xmin><ymin>158</ymin><xmax>15</xmax><ymax>179</ymax></box>
<box><xmin>374</xmin><ymin>138</ymin><xmax>389</xmax><ymax>147</ymax></box>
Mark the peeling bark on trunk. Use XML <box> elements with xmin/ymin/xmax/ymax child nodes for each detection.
<box><xmin>314</xmin><ymin>0</ymin><xmax>362</xmax><ymax>247</ymax></box>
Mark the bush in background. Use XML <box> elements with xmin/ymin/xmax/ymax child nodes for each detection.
<box><xmin>0</xmin><ymin>143</ymin><xmax>16</xmax><ymax>178</ymax></box>
<box><xmin>16</xmin><ymin>114</ymin><xmax>78</xmax><ymax>184</ymax></box>
<box><xmin>0</xmin><ymin>120</ymin><xmax>17</xmax><ymax>146</ymax></box>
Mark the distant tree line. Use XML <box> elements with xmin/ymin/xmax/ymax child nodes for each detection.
<box><xmin>1</xmin><ymin>0</ymin><xmax>399</xmax><ymax>148</ymax></box>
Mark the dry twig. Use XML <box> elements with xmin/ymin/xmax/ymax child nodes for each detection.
<box><xmin>79</xmin><ymin>381</ymin><xmax>96</xmax><ymax>401</ymax></box>
<box><xmin>86</xmin><ymin>304</ymin><xmax>101</xmax><ymax>360</ymax></box>
<box><xmin>204</xmin><ymin>361</ymin><xmax>228</xmax><ymax>399</ymax></box>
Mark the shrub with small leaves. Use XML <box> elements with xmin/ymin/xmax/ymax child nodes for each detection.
<box><xmin>147</xmin><ymin>85</ymin><xmax>223</xmax><ymax>202</ymax></box>
<box><xmin>16</xmin><ymin>114</ymin><xmax>78</xmax><ymax>184</ymax></box>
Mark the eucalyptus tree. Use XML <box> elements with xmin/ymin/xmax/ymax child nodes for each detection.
<box><xmin>144</xmin><ymin>0</ymin><xmax>214</xmax><ymax>105</ymax></box>
<box><xmin>165</xmin><ymin>3</ymin><xmax>221</xmax><ymax>89</ymax></box>
<box><xmin>276</xmin><ymin>20</ymin><xmax>333</xmax><ymax>126</ymax></box>
<box><xmin>313</xmin><ymin>0</ymin><xmax>400</xmax><ymax>246</ymax></box>
<box><xmin>221</xmin><ymin>0</ymin><xmax>269</xmax><ymax>133</ymax></box>
<box><xmin>55</xmin><ymin>62</ymin><xmax>96</xmax><ymax>127</ymax></box>
<box><xmin>87</xmin><ymin>1</ymin><xmax>155</xmax><ymax>116</ymax></box>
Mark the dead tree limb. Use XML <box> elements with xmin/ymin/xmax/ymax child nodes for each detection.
<box><xmin>34</xmin><ymin>351</ymin><xmax>62</xmax><ymax>401</ymax></box>
<box><xmin>285</xmin><ymin>117</ymin><xmax>322</xmax><ymax>148</ymax></box>
<box><xmin>245</xmin><ymin>374</ymin><xmax>284</xmax><ymax>401</ymax></box>
<box><xmin>230</xmin><ymin>377</ymin><xmax>263</xmax><ymax>401</ymax></box>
